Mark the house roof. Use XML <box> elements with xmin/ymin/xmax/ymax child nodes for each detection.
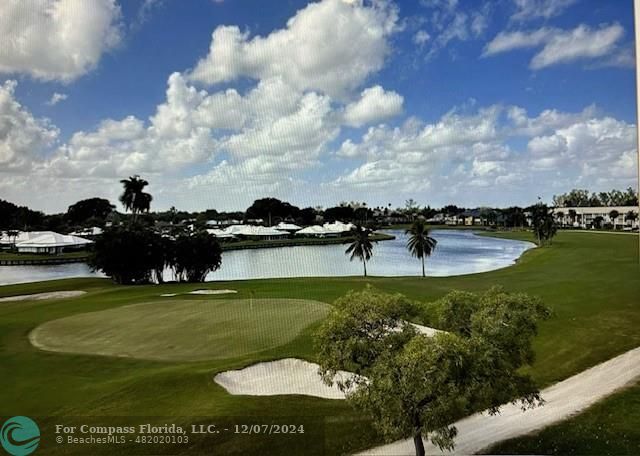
<box><xmin>1</xmin><ymin>231</ymin><xmax>51</xmax><ymax>245</ymax></box>
<box><xmin>275</xmin><ymin>222</ymin><xmax>302</xmax><ymax>230</ymax></box>
<box><xmin>296</xmin><ymin>225</ymin><xmax>328</xmax><ymax>235</ymax></box>
<box><xmin>206</xmin><ymin>228</ymin><xmax>235</xmax><ymax>239</ymax></box>
<box><xmin>296</xmin><ymin>221</ymin><xmax>355</xmax><ymax>235</ymax></box>
<box><xmin>14</xmin><ymin>232</ymin><xmax>93</xmax><ymax>248</ymax></box>
<box><xmin>69</xmin><ymin>227</ymin><xmax>103</xmax><ymax>236</ymax></box>
<box><xmin>224</xmin><ymin>225</ymin><xmax>288</xmax><ymax>236</ymax></box>
<box><xmin>322</xmin><ymin>221</ymin><xmax>355</xmax><ymax>232</ymax></box>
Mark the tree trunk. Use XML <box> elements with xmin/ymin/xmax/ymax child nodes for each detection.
<box><xmin>363</xmin><ymin>259</ymin><xmax>367</xmax><ymax>277</ymax></box>
<box><xmin>413</xmin><ymin>433</ymin><xmax>425</xmax><ymax>456</ymax></box>
<box><xmin>421</xmin><ymin>256</ymin><xmax>425</xmax><ymax>277</ymax></box>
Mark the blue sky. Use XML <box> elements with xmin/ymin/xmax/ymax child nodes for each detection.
<box><xmin>0</xmin><ymin>0</ymin><xmax>637</xmax><ymax>212</ymax></box>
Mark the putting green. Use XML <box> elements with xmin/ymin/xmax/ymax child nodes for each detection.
<box><xmin>30</xmin><ymin>299</ymin><xmax>329</xmax><ymax>362</ymax></box>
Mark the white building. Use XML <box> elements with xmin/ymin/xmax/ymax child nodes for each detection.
<box><xmin>11</xmin><ymin>232</ymin><xmax>93</xmax><ymax>254</ymax></box>
<box><xmin>552</xmin><ymin>206</ymin><xmax>639</xmax><ymax>230</ymax></box>
<box><xmin>1</xmin><ymin>231</ymin><xmax>51</xmax><ymax>247</ymax></box>
<box><xmin>275</xmin><ymin>222</ymin><xmax>302</xmax><ymax>233</ymax></box>
<box><xmin>295</xmin><ymin>221</ymin><xmax>356</xmax><ymax>238</ymax></box>
<box><xmin>205</xmin><ymin>228</ymin><xmax>235</xmax><ymax>240</ymax></box>
<box><xmin>220</xmin><ymin>225</ymin><xmax>289</xmax><ymax>240</ymax></box>
<box><xmin>69</xmin><ymin>227</ymin><xmax>103</xmax><ymax>237</ymax></box>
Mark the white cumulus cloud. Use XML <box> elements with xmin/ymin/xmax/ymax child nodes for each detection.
<box><xmin>188</xmin><ymin>0</ymin><xmax>399</xmax><ymax>98</ymax></box>
<box><xmin>0</xmin><ymin>80</ymin><xmax>59</xmax><ymax>172</ymax></box>
<box><xmin>343</xmin><ymin>86</ymin><xmax>403</xmax><ymax>127</ymax></box>
<box><xmin>0</xmin><ymin>0</ymin><xmax>123</xmax><ymax>82</ymax></box>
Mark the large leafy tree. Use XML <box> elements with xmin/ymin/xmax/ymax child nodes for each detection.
<box><xmin>406</xmin><ymin>220</ymin><xmax>437</xmax><ymax>277</ymax></box>
<box><xmin>502</xmin><ymin>206</ymin><xmax>526</xmax><ymax>228</ymax></box>
<box><xmin>345</xmin><ymin>225</ymin><xmax>376</xmax><ymax>277</ymax></box>
<box><xmin>245</xmin><ymin>197</ymin><xmax>300</xmax><ymax>224</ymax></box>
<box><xmin>89</xmin><ymin>226</ymin><xmax>165</xmax><ymax>284</ymax></box>
<box><xmin>171</xmin><ymin>232</ymin><xmax>222</xmax><ymax>282</ymax></box>
<box><xmin>66</xmin><ymin>198</ymin><xmax>115</xmax><ymax>225</ymax></box>
<box><xmin>324</xmin><ymin>205</ymin><xmax>355</xmax><ymax>222</ymax></box>
<box><xmin>119</xmin><ymin>175</ymin><xmax>152</xmax><ymax>221</ymax></box>
<box><xmin>530</xmin><ymin>203</ymin><xmax>557</xmax><ymax>246</ymax></box>
<box><xmin>0</xmin><ymin>199</ymin><xmax>45</xmax><ymax>230</ymax></box>
<box><xmin>317</xmin><ymin>287</ymin><xmax>549</xmax><ymax>456</ymax></box>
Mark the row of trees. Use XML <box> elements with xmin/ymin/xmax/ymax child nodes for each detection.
<box><xmin>346</xmin><ymin>220</ymin><xmax>437</xmax><ymax>277</ymax></box>
<box><xmin>90</xmin><ymin>176</ymin><xmax>221</xmax><ymax>284</ymax></box>
<box><xmin>552</xmin><ymin>187</ymin><xmax>638</xmax><ymax>208</ymax></box>
<box><xmin>89</xmin><ymin>226</ymin><xmax>222</xmax><ymax>285</ymax></box>
<box><xmin>345</xmin><ymin>203</ymin><xmax>558</xmax><ymax>279</ymax></box>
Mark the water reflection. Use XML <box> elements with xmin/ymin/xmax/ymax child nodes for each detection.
<box><xmin>0</xmin><ymin>230</ymin><xmax>534</xmax><ymax>286</ymax></box>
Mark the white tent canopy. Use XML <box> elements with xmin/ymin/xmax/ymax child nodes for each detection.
<box><xmin>69</xmin><ymin>227</ymin><xmax>103</xmax><ymax>236</ymax></box>
<box><xmin>295</xmin><ymin>221</ymin><xmax>356</xmax><ymax>237</ymax></box>
<box><xmin>275</xmin><ymin>222</ymin><xmax>302</xmax><ymax>231</ymax></box>
<box><xmin>1</xmin><ymin>231</ymin><xmax>50</xmax><ymax>246</ymax></box>
<box><xmin>323</xmin><ymin>221</ymin><xmax>355</xmax><ymax>233</ymax></box>
<box><xmin>210</xmin><ymin>225</ymin><xmax>289</xmax><ymax>239</ymax></box>
<box><xmin>13</xmin><ymin>232</ymin><xmax>93</xmax><ymax>254</ymax></box>
<box><xmin>206</xmin><ymin>228</ymin><xmax>235</xmax><ymax>239</ymax></box>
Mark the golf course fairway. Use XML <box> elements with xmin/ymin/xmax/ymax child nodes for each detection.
<box><xmin>30</xmin><ymin>298</ymin><xmax>329</xmax><ymax>361</ymax></box>
<box><xmin>0</xmin><ymin>230</ymin><xmax>638</xmax><ymax>454</ymax></box>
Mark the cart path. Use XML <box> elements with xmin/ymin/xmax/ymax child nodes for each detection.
<box><xmin>360</xmin><ymin>346</ymin><xmax>640</xmax><ymax>455</ymax></box>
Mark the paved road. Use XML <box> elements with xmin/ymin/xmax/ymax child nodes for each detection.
<box><xmin>360</xmin><ymin>346</ymin><xmax>640</xmax><ymax>455</ymax></box>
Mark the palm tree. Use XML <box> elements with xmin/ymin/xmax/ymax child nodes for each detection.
<box><xmin>6</xmin><ymin>230</ymin><xmax>19</xmax><ymax>250</ymax></box>
<box><xmin>406</xmin><ymin>220</ymin><xmax>437</xmax><ymax>277</ymax></box>
<box><xmin>609</xmin><ymin>210</ymin><xmax>619</xmax><ymax>230</ymax></box>
<box><xmin>345</xmin><ymin>225</ymin><xmax>376</xmax><ymax>277</ymax></box>
<box><xmin>119</xmin><ymin>175</ymin><xmax>152</xmax><ymax>222</ymax></box>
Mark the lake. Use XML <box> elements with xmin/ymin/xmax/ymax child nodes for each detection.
<box><xmin>0</xmin><ymin>230</ymin><xmax>535</xmax><ymax>286</ymax></box>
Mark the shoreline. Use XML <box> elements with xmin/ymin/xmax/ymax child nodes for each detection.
<box><xmin>0</xmin><ymin>233</ymin><xmax>396</xmax><ymax>266</ymax></box>
<box><xmin>221</xmin><ymin>232</ymin><xmax>395</xmax><ymax>251</ymax></box>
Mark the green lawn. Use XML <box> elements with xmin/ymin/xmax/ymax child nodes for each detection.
<box><xmin>221</xmin><ymin>232</ymin><xmax>394</xmax><ymax>250</ymax></box>
<box><xmin>31</xmin><ymin>298</ymin><xmax>329</xmax><ymax>361</ymax></box>
<box><xmin>0</xmin><ymin>230</ymin><xmax>638</xmax><ymax>454</ymax></box>
<box><xmin>485</xmin><ymin>381</ymin><xmax>640</xmax><ymax>455</ymax></box>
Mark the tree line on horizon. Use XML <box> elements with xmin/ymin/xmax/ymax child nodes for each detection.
<box><xmin>552</xmin><ymin>187</ymin><xmax>638</xmax><ymax>208</ymax></box>
<box><xmin>3</xmin><ymin>185</ymin><xmax>636</xmax><ymax>233</ymax></box>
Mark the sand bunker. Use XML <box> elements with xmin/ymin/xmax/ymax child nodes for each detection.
<box><xmin>0</xmin><ymin>291</ymin><xmax>86</xmax><ymax>303</ymax></box>
<box><xmin>214</xmin><ymin>358</ymin><xmax>359</xmax><ymax>400</ymax></box>
<box><xmin>214</xmin><ymin>324</ymin><xmax>441</xmax><ymax>399</ymax></box>
<box><xmin>188</xmin><ymin>289</ymin><xmax>237</xmax><ymax>295</ymax></box>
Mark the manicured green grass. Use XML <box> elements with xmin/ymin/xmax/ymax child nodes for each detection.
<box><xmin>485</xmin><ymin>381</ymin><xmax>640</xmax><ymax>455</ymax></box>
<box><xmin>31</xmin><ymin>298</ymin><xmax>329</xmax><ymax>361</ymax></box>
<box><xmin>0</xmin><ymin>230</ymin><xmax>638</xmax><ymax>454</ymax></box>
<box><xmin>221</xmin><ymin>232</ymin><xmax>394</xmax><ymax>250</ymax></box>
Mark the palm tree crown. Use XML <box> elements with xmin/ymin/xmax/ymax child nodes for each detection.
<box><xmin>406</xmin><ymin>219</ymin><xmax>437</xmax><ymax>277</ymax></box>
<box><xmin>119</xmin><ymin>175</ymin><xmax>152</xmax><ymax>219</ymax></box>
<box><xmin>345</xmin><ymin>225</ymin><xmax>376</xmax><ymax>277</ymax></box>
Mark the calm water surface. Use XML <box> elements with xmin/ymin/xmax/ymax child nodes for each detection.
<box><xmin>0</xmin><ymin>230</ymin><xmax>534</xmax><ymax>286</ymax></box>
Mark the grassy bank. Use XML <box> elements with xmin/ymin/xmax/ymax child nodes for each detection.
<box><xmin>486</xmin><ymin>381</ymin><xmax>640</xmax><ymax>455</ymax></box>
<box><xmin>0</xmin><ymin>230</ymin><xmax>638</xmax><ymax>454</ymax></box>
<box><xmin>0</xmin><ymin>250</ymin><xmax>90</xmax><ymax>263</ymax></box>
<box><xmin>221</xmin><ymin>232</ymin><xmax>394</xmax><ymax>251</ymax></box>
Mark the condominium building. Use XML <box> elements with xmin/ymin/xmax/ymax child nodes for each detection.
<box><xmin>552</xmin><ymin>206</ymin><xmax>639</xmax><ymax>229</ymax></box>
